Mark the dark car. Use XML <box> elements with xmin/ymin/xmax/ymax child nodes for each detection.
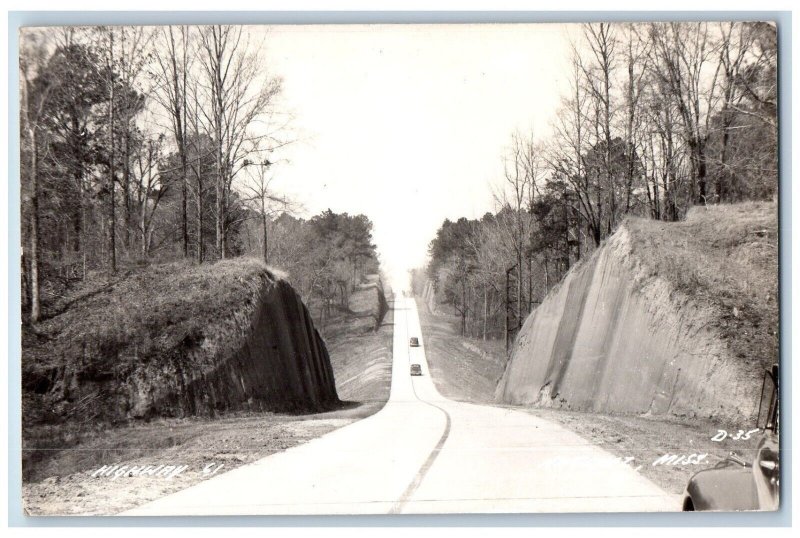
<box><xmin>409</xmin><ymin>337</ymin><xmax>420</xmax><ymax>347</ymax></box>
<box><xmin>682</xmin><ymin>364</ymin><xmax>779</xmax><ymax>511</ymax></box>
<box><xmin>410</xmin><ymin>364</ymin><xmax>422</xmax><ymax>376</ymax></box>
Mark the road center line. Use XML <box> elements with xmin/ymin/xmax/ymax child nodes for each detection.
<box><xmin>389</xmin><ymin>300</ymin><xmax>453</xmax><ymax>514</ymax></box>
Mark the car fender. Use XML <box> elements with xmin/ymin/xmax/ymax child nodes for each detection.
<box><xmin>683</xmin><ymin>460</ymin><xmax>759</xmax><ymax>511</ymax></box>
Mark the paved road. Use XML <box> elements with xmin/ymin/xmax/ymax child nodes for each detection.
<box><xmin>123</xmin><ymin>296</ymin><xmax>679</xmax><ymax>515</ymax></box>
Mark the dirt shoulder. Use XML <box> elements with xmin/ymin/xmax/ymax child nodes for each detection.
<box><xmin>22</xmin><ymin>286</ymin><xmax>394</xmax><ymax>516</ymax></box>
<box><xmin>22</xmin><ymin>403</ymin><xmax>382</xmax><ymax>516</ymax></box>
<box><xmin>415</xmin><ymin>298</ymin><xmax>506</xmax><ymax>404</ymax></box>
<box><xmin>415</xmin><ymin>294</ymin><xmax>762</xmax><ymax>496</ymax></box>
<box><xmin>518</xmin><ymin>407</ymin><xmax>762</xmax><ymax>495</ymax></box>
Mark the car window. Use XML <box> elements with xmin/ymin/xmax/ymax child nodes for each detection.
<box><xmin>757</xmin><ymin>370</ymin><xmax>778</xmax><ymax>431</ymax></box>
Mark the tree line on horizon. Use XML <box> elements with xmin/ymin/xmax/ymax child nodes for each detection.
<box><xmin>19</xmin><ymin>25</ymin><xmax>380</xmax><ymax>326</ymax></box>
<box><xmin>416</xmin><ymin>22</ymin><xmax>777</xmax><ymax>343</ymax></box>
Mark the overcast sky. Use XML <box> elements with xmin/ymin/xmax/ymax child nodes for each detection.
<box><xmin>254</xmin><ymin>23</ymin><xmax>576</xmax><ymax>289</ymax></box>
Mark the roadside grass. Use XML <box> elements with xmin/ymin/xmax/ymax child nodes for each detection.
<box><xmin>626</xmin><ymin>201</ymin><xmax>778</xmax><ymax>373</ymax></box>
<box><xmin>415</xmin><ymin>298</ymin><xmax>507</xmax><ymax>403</ymax></box>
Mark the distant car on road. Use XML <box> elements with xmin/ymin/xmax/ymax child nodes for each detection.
<box><xmin>409</xmin><ymin>337</ymin><xmax>420</xmax><ymax>347</ymax></box>
<box><xmin>410</xmin><ymin>364</ymin><xmax>422</xmax><ymax>376</ymax></box>
<box><xmin>682</xmin><ymin>364</ymin><xmax>779</xmax><ymax>511</ymax></box>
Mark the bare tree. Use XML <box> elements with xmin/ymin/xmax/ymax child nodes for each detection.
<box><xmin>20</xmin><ymin>31</ymin><xmax>56</xmax><ymax>322</ymax></box>
<box><xmin>134</xmin><ymin>133</ymin><xmax>169</xmax><ymax>256</ymax></box>
<box><xmin>649</xmin><ymin>22</ymin><xmax>722</xmax><ymax>206</ymax></box>
<box><xmin>186</xmin><ymin>79</ymin><xmax>207</xmax><ymax>262</ymax></box>
<box><xmin>241</xmin><ymin>162</ymin><xmax>293</xmax><ymax>263</ymax></box>
<box><xmin>493</xmin><ymin>130</ymin><xmax>541</xmax><ymax>330</ymax></box>
<box><xmin>728</xmin><ymin>22</ymin><xmax>777</xmax><ymax>130</ymax></box>
<box><xmin>619</xmin><ymin>23</ymin><xmax>651</xmax><ymax>213</ymax></box>
<box><xmin>577</xmin><ymin>23</ymin><xmax>618</xmax><ymax>232</ymax></box>
<box><xmin>548</xmin><ymin>57</ymin><xmax>603</xmax><ymax>248</ymax></box>
<box><xmin>151</xmin><ymin>25</ymin><xmax>193</xmax><ymax>258</ymax></box>
<box><xmin>196</xmin><ymin>25</ymin><xmax>283</xmax><ymax>259</ymax></box>
<box><xmin>714</xmin><ymin>22</ymin><xmax>755</xmax><ymax>202</ymax></box>
<box><xmin>114</xmin><ymin>26</ymin><xmax>153</xmax><ymax>250</ymax></box>
<box><xmin>97</xmin><ymin>26</ymin><xmax>119</xmax><ymax>272</ymax></box>
<box><xmin>467</xmin><ymin>220</ymin><xmax>509</xmax><ymax>340</ymax></box>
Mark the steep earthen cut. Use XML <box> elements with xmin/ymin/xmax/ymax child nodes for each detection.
<box><xmin>22</xmin><ymin>259</ymin><xmax>340</xmax><ymax>425</ymax></box>
<box><xmin>129</xmin><ymin>278</ymin><xmax>340</xmax><ymax>418</ymax></box>
<box><xmin>496</xmin><ymin>205</ymin><xmax>777</xmax><ymax>423</ymax></box>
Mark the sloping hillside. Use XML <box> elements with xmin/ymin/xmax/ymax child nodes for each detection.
<box><xmin>496</xmin><ymin>202</ymin><xmax>778</xmax><ymax>422</ymax></box>
<box><xmin>23</xmin><ymin>258</ymin><xmax>340</xmax><ymax>431</ymax></box>
<box><xmin>416</xmin><ymin>297</ymin><xmax>507</xmax><ymax>403</ymax></box>
<box><xmin>326</xmin><ymin>275</ymin><xmax>394</xmax><ymax>403</ymax></box>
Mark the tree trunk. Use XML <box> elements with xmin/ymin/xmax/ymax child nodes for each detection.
<box><xmin>697</xmin><ymin>140</ymin><xmax>708</xmax><ymax>205</ymax></box>
<box><xmin>71</xmin><ymin>115</ymin><xmax>83</xmax><ymax>256</ymax></box>
<box><xmin>28</xmin><ymin>126</ymin><xmax>41</xmax><ymax>323</ymax></box>
<box><xmin>196</xmin><ymin>179</ymin><xmax>204</xmax><ymax>262</ymax></box>
<box><xmin>213</xmin><ymin>30</ymin><xmax>226</xmax><ymax>260</ymax></box>
<box><xmin>182</xmin><ymin>152</ymin><xmax>189</xmax><ymax>257</ymax></box>
<box><xmin>140</xmin><ymin>195</ymin><xmax>148</xmax><ymax>257</ymax></box>
<box><xmin>461</xmin><ymin>276</ymin><xmax>467</xmax><ymax>336</ymax></box>
<box><xmin>262</xmin><ymin>214</ymin><xmax>268</xmax><ymax>263</ymax></box>
<box><xmin>544</xmin><ymin>258</ymin><xmax>549</xmax><ymax>290</ymax></box>
<box><xmin>516</xmin><ymin>252</ymin><xmax>523</xmax><ymax>330</ymax></box>
<box><xmin>261</xmin><ymin>196</ymin><xmax>268</xmax><ymax>263</ymax></box>
<box><xmin>108</xmin><ymin>29</ymin><xmax>117</xmax><ymax>273</ymax></box>
<box><xmin>215</xmin><ymin>166</ymin><xmax>223</xmax><ymax>259</ymax></box>
<box><xmin>482</xmin><ymin>284</ymin><xmax>488</xmax><ymax>341</ymax></box>
<box><xmin>603</xmin><ymin>45</ymin><xmax>615</xmax><ymax>231</ymax></box>
<box><xmin>528</xmin><ymin>255</ymin><xmax>533</xmax><ymax>313</ymax></box>
<box><xmin>624</xmin><ymin>50</ymin><xmax>636</xmax><ymax>214</ymax></box>
<box><xmin>181</xmin><ymin>45</ymin><xmax>190</xmax><ymax>259</ymax></box>
<box><xmin>123</xmin><ymin>125</ymin><xmax>131</xmax><ymax>248</ymax></box>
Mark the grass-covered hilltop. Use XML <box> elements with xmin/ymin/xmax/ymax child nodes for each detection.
<box><xmin>23</xmin><ymin>258</ymin><xmax>340</xmax><ymax>429</ymax></box>
<box><xmin>626</xmin><ymin>202</ymin><xmax>778</xmax><ymax>376</ymax></box>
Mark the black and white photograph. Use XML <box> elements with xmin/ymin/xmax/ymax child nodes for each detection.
<box><xmin>14</xmin><ymin>15</ymin><xmax>782</xmax><ymax>518</ymax></box>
